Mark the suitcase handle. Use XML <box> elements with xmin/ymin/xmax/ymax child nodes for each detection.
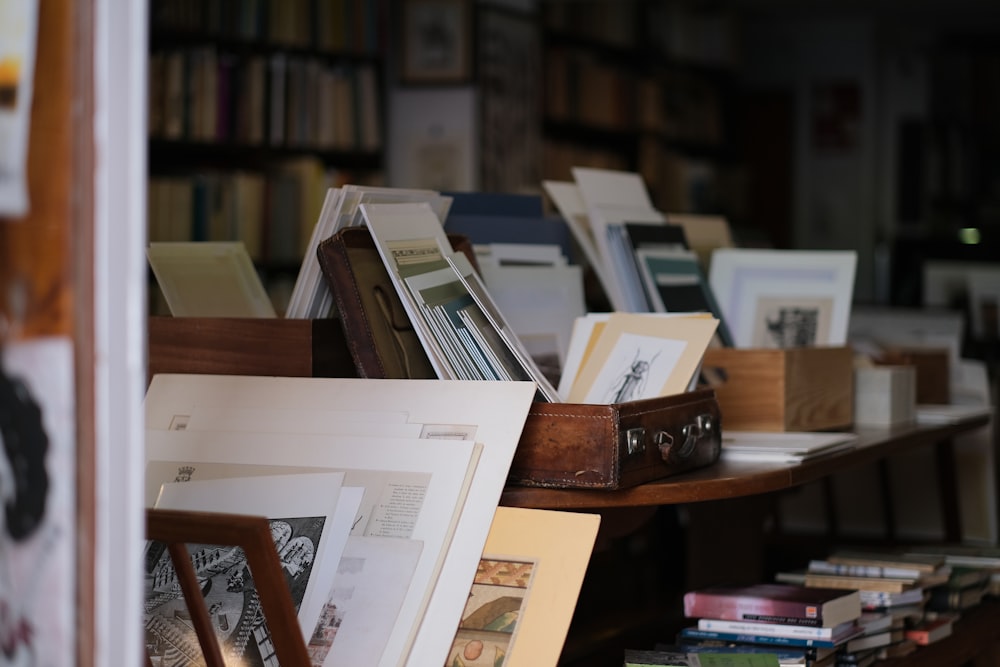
<box><xmin>656</xmin><ymin>413</ymin><xmax>715</xmax><ymax>462</ymax></box>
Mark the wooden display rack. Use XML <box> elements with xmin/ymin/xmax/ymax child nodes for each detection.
<box><xmin>145</xmin><ymin>508</ymin><xmax>311</xmax><ymax>667</ymax></box>
<box><xmin>147</xmin><ymin>316</ymin><xmax>357</xmax><ymax>381</ymax></box>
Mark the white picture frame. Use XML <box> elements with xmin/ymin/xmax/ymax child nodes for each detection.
<box><xmin>146</xmin><ymin>241</ymin><xmax>276</xmax><ymax>318</ymax></box>
<box><xmin>708</xmin><ymin>248</ymin><xmax>857</xmax><ymax>348</ymax></box>
<box><xmin>966</xmin><ymin>268</ymin><xmax>1000</xmax><ymax>340</ymax></box>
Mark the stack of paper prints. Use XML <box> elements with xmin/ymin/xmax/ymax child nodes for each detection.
<box><xmin>144</xmin><ymin>374</ymin><xmax>537</xmax><ymax>667</ymax></box>
<box><xmin>286</xmin><ymin>184</ymin><xmax>452</xmax><ymax>318</ymax></box>
<box><xmin>543</xmin><ymin>169</ymin><xmax>736</xmax><ymax>329</ymax></box>
<box><xmin>476</xmin><ymin>242</ymin><xmax>586</xmax><ymax>381</ymax></box>
<box><xmin>360</xmin><ymin>201</ymin><xmax>560</xmax><ymax>401</ymax></box>
<box><xmin>720</xmin><ymin>432</ymin><xmax>858</xmax><ymax>464</ymax></box>
<box><xmin>559</xmin><ymin>312</ymin><xmax>718</xmax><ymax>403</ymax></box>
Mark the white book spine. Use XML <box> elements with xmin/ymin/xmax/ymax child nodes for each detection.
<box><xmin>696</xmin><ymin>618</ymin><xmax>841</xmax><ymax>639</ymax></box>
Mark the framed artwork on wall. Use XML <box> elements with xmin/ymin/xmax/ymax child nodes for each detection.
<box><xmin>477</xmin><ymin>5</ymin><xmax>540</xmax><ymax>193</ymax></box>
<box><xmin>400</xmin><ymin>0</ymin><xmax>473</xmax><ymax>85</ymax></box>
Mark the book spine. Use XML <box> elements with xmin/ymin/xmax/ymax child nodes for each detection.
<box><xmin>739</xmin><ymin>613</ymin><xmax>823</xmax><ymax>627</ymax></box>
<box><xmin>809</xmin><ymin>560</ymin><xmax>920</xmax><ymax>579</ymax></box>
<box><xmin>680</xmin><ymin>628</ymin><xmax>840</xmax><ymax>649</ymax></box>
<box><xmin>683</xmin><ymin>595</ymin><xmax>825</xmax><ymax>627</ymax></box>
<box><xmin>697</xmin><ymin>619</ymin><xmax>836</xmax><ymax>639</ymax></box>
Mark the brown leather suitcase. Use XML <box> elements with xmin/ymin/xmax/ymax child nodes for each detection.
<box><xmin>317</xmin><ymin>227</ymin><xmax>722</xmax><ymax>490</ymax></box>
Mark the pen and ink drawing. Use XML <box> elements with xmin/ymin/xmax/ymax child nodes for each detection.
<box><xmin>144</xmin><ymin>515</ymin><xmax>324</xmax><ymax>667</ymax></box>
<box><xmin>580</xmin><ymin>331</ymin><xmax>687</xmax><ymax>404</ymax></box>
<box><xmin>604</xmin><ymin>348</ymin><xmax>661</xmax><ymax>403</ymax></box>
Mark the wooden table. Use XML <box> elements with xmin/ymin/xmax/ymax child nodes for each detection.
<box><xmin>499</xmin><ymin>414</ymin><xmax>999</xmax><ymax>666</ymax></box>
<box><xmin>501</xmin><ymin>416</ymin><xmax>991</xmax><ymax>510</ymax></box>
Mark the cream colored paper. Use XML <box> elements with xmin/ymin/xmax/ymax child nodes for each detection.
<box><xmin>445</xmin><ymin>507</ymin><xmax>600</xmax><ymax>667</ymax></box>
<box><xmin>146</xmin><ymin>241</ymin><xmax>277</xmax><ymax>317</ymax></box>
<box><xmin>567</xmin><ymin>313</ymin><xmax>718</xmax><ymax>403</ymax></box>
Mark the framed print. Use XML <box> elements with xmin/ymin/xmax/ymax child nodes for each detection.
<box><xmin>478</xmin><ymin>5</ymin><xmax>540</xmax><ymax>193</ymax></box>
<box><xmin>708</xmin><ymin>248</ymin><xmax>857</xmax><ymax>348</ymax></box>
<box><xmin>400</xmin><ymin>0</ymin><xmax>472</xmax><ymax>84</ymax></box>
<box><xmin>146</xmin><ymin>241</ymin><xmax>277</xmax><ymax>318</ymax></box>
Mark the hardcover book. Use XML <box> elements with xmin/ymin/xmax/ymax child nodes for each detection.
<box><xmin>801</xmin><ymin>572</ymin><xmax>917</xmax><ymax>594</ymax></box>
<box><xmin>683</xmin><ymin>583</ymin><xmax>861</xmax><ymax>629</ymax></box>
<box><xmin>673</xmin><ymin>640</ymin><xmax>834</xmax><ymax>665</ymax></box>
<box><xmin>903</xmin><ymin>616</ymin><xmax>954</xmax><ymax>645</ymax></box>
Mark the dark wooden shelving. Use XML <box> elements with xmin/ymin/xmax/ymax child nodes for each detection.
<box><xmin>149</xmin><ymin>30</ymin><xmax>382</xmax><ymax>63</ymax></box>
<box><xmin>148</xmin><ymin>139</ymin><xmax>383</xmax><ymax>172</ymax></box>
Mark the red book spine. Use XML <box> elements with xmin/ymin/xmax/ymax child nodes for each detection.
<box><xmin>684</xmin><ymin>593</ymin><xmax>824</xmax><ymax>627</ymax></box>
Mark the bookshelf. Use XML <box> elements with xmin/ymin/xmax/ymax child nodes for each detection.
<box><xmin>540</xmin><ymin>0</ymin><xmax>739</xmax><ymax>216</ymax></box>
<box><xmin>146</xmin><ymin>0</ymin><xmax>388</xmax><ymax>314</ymax></box>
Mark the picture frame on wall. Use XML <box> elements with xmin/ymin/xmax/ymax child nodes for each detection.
<box><xmin>400</xmin><ymin>0</ymin><xmax>473</xmax><ymax>85</ymax></box>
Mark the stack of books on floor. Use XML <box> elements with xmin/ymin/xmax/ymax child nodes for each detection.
<box><xmin>774</xmin><ymin>548</ymin><xmax>998</xmax><ymax>662</ymax></box>
<box><xmin>676</xmin><ymin>582</ymin><xmax>863</xmax><ymax>666</ymax></box>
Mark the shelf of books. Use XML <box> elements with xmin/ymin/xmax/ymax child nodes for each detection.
<box><xmin>146</xmin><ymin>0</ymin><xmax>387</xmax><ymax>315</ymax></box>
<box><xmin>540</xmin><ymin>0</ymin><xmax>738</xmax><ymax>214</ymax></box>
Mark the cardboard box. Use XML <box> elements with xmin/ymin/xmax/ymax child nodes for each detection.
<box><xmin>701</xmin><ymin>346</ymin><xmax>854</xmax><ymax>431</ymax></box>
<box><xmin>854</xmin><ymin>365</ymin><xmax>916</xmax><ymax>427</ymax></box>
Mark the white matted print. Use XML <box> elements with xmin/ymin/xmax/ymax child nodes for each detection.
<box><xmin>709</xmin><ymin>249</ymin><xmax>856</xmax><ymax>348</ymax></box>
<box><xmin>967</xmin><ymin>268</ymin><xmax>1000</xmax><ymax>340</ymax></box>
<box><xmin>566</xmin><ymin>314</ymin><xmax>718</xmax><ymax>404</ymax></box>
<box><xmin>0</xmin><ymin>0</ymin><xmax>39</xmax><ymax>215</ymax></box>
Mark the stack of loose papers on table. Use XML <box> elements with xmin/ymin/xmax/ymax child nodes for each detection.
<box><xmin>915</xmin><ymin>403</ymin><xmax>994</xmax><ymax>425</ymax></box>
<box><xmin>360</xmin><ymin>201</ymin><xmax>561</xmax><ymax>402</ymax></box>
<box><xmin>285</xmin><ymin>185</ymin><xmax>453</xmax><ymax>318</ymax></box>
<box><xmin>720</xmin><ymin>432</ymin><xmax>858</xmax><ymax>464</ymax></box>
<box><xmin>143</xmin><ymin>374</ymin><xmax>537</xmax><ymax>667</ymax></box>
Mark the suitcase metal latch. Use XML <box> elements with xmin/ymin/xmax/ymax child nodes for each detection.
<box><xmin>656</xmin><ymin>414</ymin><xmax>714</xmax><ymax>462</ymax></box>
<box><xmin>625</xmin><ymin>427</ymin><xmax>645</xmax><ymax>456</ymax></box>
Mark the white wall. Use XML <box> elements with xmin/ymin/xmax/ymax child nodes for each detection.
<box><xmin>94</xmin><ymin>0</ymin><xmax>148</xmax><ymax>662</ymax></box>
<box><xmin>742</xmin><ymin>17</ymin><xmax>880</xmax><ymax>301</ymax></box>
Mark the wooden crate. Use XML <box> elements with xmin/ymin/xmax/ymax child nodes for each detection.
<box><xmin>701</xmin><ymin>346</ymin><xmax>854</xmax><ymax>431</ymax></box>
<box><xmin>147</xmin><ymin>316</ymin><xmax>358</xmax><ymax>382</ymax></box>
